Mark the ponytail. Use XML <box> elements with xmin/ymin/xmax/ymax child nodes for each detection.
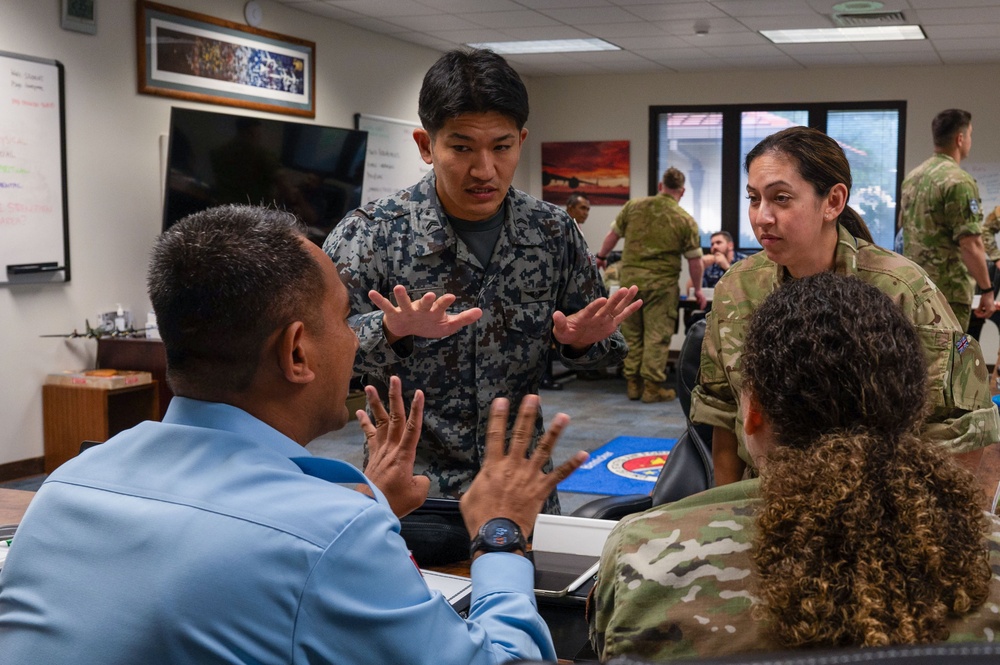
<box><xmin>838</xmin><ymin>206</ymin><xmax>873</xmax><ymax>244</ymax></box>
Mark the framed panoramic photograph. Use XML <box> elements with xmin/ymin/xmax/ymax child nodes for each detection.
<box><xmin>136</xmin><ymin>1</ymin><xmax>315</xmax><ymax>118</ymax></box>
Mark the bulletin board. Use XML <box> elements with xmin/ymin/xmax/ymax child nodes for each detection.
<box><xmin>354</xmin><ymin>113</ymin><xmax>431</xmax><ymax>205</ymax></box>
<box><xmin>0</xmin><ymin>50</ymin><xmax>70</xmax><ymax>285</ymax></box>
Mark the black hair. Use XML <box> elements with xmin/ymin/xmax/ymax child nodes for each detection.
<box><xmin>932</xmin><ymin>109</ymin><xmax>972</xmax><ymax>149</ymax></box>
<box><xmin>147</xmin><ymin>204</ymin><xmax>326</xmax><ymax>397</ymax></box>
<box><xmin>417</xmin><ymin>48</ymin><xmax>529</xmax><ymax>135</ymax></box>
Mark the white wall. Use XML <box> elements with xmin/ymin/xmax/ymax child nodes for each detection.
<box><xmin>3</xmin><ymin>0</ymin><xmax>998</xmax><ymax>468</ymax></box>
<box><xmin>0</xmin><ymin>0</ymin><xmax>440</xmax><ymax>468</ymax></box>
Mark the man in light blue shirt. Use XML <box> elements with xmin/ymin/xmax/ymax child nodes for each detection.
<box><xmin>0</xmin><ymin>205</ymin><xmax>587</xmax><ymax>664</ymax></box>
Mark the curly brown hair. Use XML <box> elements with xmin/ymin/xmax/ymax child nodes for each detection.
<box><xmin>742</xmin><ymin>273</ymin><xmax>991</xmax><ymax>647</ymax></box>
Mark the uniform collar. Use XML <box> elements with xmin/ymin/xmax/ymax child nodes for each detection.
<box><xmin>407</xmin><ymin>170</ymin><xmax>548</xmax><ymax>259</ymax></box>
<box><xmin>774</xmin><ymin>223</ymin><xmax>860</xmax><ymax>284</ymax></box>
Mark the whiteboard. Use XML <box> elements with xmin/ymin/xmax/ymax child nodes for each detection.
<box><xmin>965</xmin><ymin>161</ymin><xmax>1000</xmax><ymax>217</ymax></box>
<box><xmin>0</xmin><ymin>51</ymin><xmax>69</xmax><ymax>284</ymax></box>
<box><xmin>355</xmin><ymin>113</ymin><xmax>431</xmax><ymax>205</ymax></box>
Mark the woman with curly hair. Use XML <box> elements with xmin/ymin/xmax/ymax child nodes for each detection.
<box><xmin>690</xmin><ymin>126</ymin><xmax>998</xmax><ymax>489</ymax></box>
<box><xmin>589</xmin><ymin>273</ymin><xmax>1000</xmax><ymax>661</ymax></box>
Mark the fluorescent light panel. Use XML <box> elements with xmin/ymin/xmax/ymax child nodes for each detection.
<box><xmin>761</xmin><ymin>25</ymin><xmax>925</xmax><ymax>44</ymax></box>
<box><xmin>465</xmin><ymin>38</ymin><xmax>620</xmax><ymax>54</ymax></box>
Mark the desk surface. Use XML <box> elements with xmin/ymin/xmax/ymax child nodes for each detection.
<box><xmin>0</xmin><ymin>488</ymin><xmax>33</xmax><ymax>526</ymax></box>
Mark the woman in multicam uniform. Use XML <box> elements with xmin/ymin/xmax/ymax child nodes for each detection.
<box><xmin>590</xmin><ymin>272</ymin><xmax>1000</xmax><ymax>662</ymax></box>
<box><xmin>689</xmin><ymin>126</ymin><xmax>998</xmax><ymax>489</ymax></box>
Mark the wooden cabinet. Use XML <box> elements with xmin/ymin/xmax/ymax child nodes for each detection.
<box><xmin>42</xmin><ymin>383</ymin><xmax>159</xmax><ymax>473</ymax></box>
<box><xmin>97</xmin><ymin>337</ymin><xmax>172</xmax><ymax>420</ymax></box>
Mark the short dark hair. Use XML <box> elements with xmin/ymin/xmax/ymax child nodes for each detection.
<box><xmin>661</xmin><ymin>167</ymin><xmax>685</xmax><ymax>189</ymax></box>
<box><xmin>566</xmin><ymin>192</ymin><xmax>590</xmax><ymax>207</ymax></box>
<box><xmin>147</xmin><ymin>205</ymin><xmax>326</xmax><ymax>397</ymax></box>
<box><xmin>417</xmin><ymin>48</ymin><xmax>529</xmax><ymax>135</ymax></box>
<box><xmin>932</xmin><ymin>108</ymin><xmax>972</xmax><ymax>148</ymax></box>
<box><xmin>710</xmin><ymin>231</ymin><xmax>733</xmax><ymax>243</ymax></box>
<box><xmin>743</xmin><ymin>272</ymin><xmax>926</xmax><ymax>448</ymax></box>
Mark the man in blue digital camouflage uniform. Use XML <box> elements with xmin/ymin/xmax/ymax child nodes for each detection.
<box><xmin>324</xmin><ymin>49</ymin><xmax>640</xmax><ymax>543</ymax></box>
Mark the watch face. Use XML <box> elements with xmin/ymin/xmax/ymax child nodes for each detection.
<box><xmin>486</xmin><ymin>522</ymin><xmax>515</xmax><ymax>547</ymax></box>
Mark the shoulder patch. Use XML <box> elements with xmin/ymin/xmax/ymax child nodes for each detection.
<box><xmin>956</xmin><ymin>334</ymin><xmax>970</xmax><ymax>355</ymax></box>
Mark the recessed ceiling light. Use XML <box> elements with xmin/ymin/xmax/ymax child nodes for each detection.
<box><xmin>761</xmin><ymin>25</ymin><xmax>925</xmax><ymax>44</ymax></box>
<box><xmin>465</xmin><ymin>38</ymin><xmax>620</xmax><ymax>55</ymax></box>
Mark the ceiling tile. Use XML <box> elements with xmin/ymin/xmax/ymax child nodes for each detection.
<box><xmin>458</xmin><ymin>10</ymin><xmax>564</xmax><ymax>29</ymax></box>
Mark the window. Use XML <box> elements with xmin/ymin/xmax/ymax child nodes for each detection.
<box><xmin>650</xmin><ymin>102</ymin><xmax>905</xmax><ymax>251</ymax></box>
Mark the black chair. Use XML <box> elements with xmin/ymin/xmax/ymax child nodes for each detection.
<box><xmin>572</xmin><ymin>319</ymin><xmax>713</xmax><ymax>520</ymax></box>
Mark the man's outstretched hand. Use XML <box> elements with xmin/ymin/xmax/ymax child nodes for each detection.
<box><xmin>460</xmin><ymin>395</ymin><xmax>588</xmax><ymax>540</ymax></box>
<box><xmin>370</xmin><ymin>285</ymin><xmax>483</xmax><ymax>344</ymax></box>
<box><xmin>552</xmin><ymin>285</ymin><xmax>642</xmax><ymax>352</ymax></box>
<box><xmin>358</xmin><ymin>376</ymin><xmax>430</xmax><ymax>518</ymax></box>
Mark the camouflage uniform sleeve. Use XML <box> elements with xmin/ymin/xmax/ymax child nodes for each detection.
<box><xmin>902</xmin><ymin>277</ymin><xmax>999</xmax><ymax>453</ymax></box>
<box><xmin>556</xmin><ymin>217</ymin><xmax>628</xmax><ymax>369</ymax></box>
<box><xmin>590</xmin><ymin>482</ymin><xmax>764</xmax><ymax>662</ymax></box>
<box><xmin>611</xmin><ymin>201</ymin><xmax>631</xmax><ymax>237</ymax></box>
<box><xmin>689</xmin><ymin>277</ymin><xmax>741</xmax><ymax>433</ymax></box>
<box><xmin>946</xmin><ymin>177</ymin><xmax>984</xmax><ymax>242</ymax></box>
<box><xmin>982</xmin><ymin>207</ymin><xmax>1000</xmax><ymax>262</ymax></box>
<box><xmin>682</xmin><ymin>215</ymin><xmax>704</xmax><ymax>260</ymax></box>
<box><xmin>323</xmin><ymin>212</ymin><xmax>410</xmax><ymax>374</ymax></box>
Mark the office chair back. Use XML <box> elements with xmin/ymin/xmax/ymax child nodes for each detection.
<box><xmin>571</xmin><ymin>319</ymin><xmax>714</xmax><ymax>520</ymax></box>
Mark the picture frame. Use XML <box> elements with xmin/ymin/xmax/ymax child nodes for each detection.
<box><xmin>541</xmin><ymin>141</ymin><xmax>630</xmax><ymax>206</ymax></box>
<box><xmin>62</xmin><ymin>0</ymin><xmax>97</xmax><ymax>35</ymax></box>
<box><xmin>136</xmin><ymin>1</ymin><xmax>315</xmax><ymax>118</ymax></box>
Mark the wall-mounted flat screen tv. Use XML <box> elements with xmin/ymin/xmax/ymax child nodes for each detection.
<box><xmin>162</xmin><ymin>107</ymin><xmax>368</xmax><ymax>246</ymax></box>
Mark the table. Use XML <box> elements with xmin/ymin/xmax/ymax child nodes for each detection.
<box><xmin>432</xmin><ymin>557</ymin><xmax>594</xmax><ymax>663</ymax></box>
<box><xmin>0</xmin><ymin>488</ymin><xmax>33</xmax><ymax>526</ymax></box>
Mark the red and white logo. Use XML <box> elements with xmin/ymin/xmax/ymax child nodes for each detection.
<box><xmin>606</xmin><ymin>451</ymin><xmax>671</xmax><ymax>482</ymax></box>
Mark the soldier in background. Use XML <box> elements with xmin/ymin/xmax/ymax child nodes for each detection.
<box><xmin>324</xmin><ymin>49</ymin><xmax>639</xmax><ymax>560</ymax></box>
<box><xmin>967</xmin><ymin>204</ymin><xmax>1000</xmax><ymax>341</ymax></box>
<box><xmin>900</xmin><ymin>109</ymin><xmax>994</xmax><ymax>331</ymax></box>
<box><xmin>565</xmin><ymin>192</ymin><xmax>591</xmax><ymax>228</ymax></box>
<box><xmin>591</xmin><ymin>273</ymin><xmax>1000</xmax><ymax>662</ymax></box>
<box><xmin>595</xmin><ymin>167</ymin><xmax>706</xmax><ymax>403</ymax></box>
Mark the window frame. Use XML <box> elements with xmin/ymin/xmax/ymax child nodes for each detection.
<box><xmin>648</xmin><ymin>100</ymin><xmax>907</xmax><ymax>252</ymax></box>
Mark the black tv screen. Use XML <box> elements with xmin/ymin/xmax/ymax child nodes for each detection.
<box><xmin>162</xmin><ymin>107</ymin><xmax>368</xmax><ymax>246</ymax></box>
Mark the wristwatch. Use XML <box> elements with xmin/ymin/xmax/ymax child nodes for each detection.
<box><xmin>976</xmin><ymin>283</ymin><xmax>992</xmax><ymax>295</ymax></box>
<box><xmin>470</xmin><ymin>518</ymin><xmax>526</xmax><ymax>558</ymax></box>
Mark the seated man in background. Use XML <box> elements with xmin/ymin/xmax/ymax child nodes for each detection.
<box><xmin>684</xmin><ymin>230</ymin><xmax>749</xmax><ymax>327</ymax></box>
<box><xmin>0</xmin><ymin>205</ymin><xmax>587</xmax><ymax>664</ymax></box>
<box><xmin>591</xmin><ymin>273</ymin><xmax>1000</xmax><ymax>662</ymax></box>
<box><xmin>700</xmin><ymin>230</ymin><xmax>748</xmax><ymax>288</ymax></box>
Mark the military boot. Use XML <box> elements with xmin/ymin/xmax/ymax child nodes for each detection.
<box><xmin>626</xmin><ymin>377</ymin><xmax>642</xmax><ymax>401</ymax></box>
<box><xmin>641</xmin><ymin>385</ymin><xmax>677</xmax><ymax>403</ymax></box>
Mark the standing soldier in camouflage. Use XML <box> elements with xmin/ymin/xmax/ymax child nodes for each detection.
<box><xmin>967</xmin><ymin>204</ymin><xmax>1000</xmax><ymax>341</ymax></box>
<box><xmin>591</xmin><ymin>273</ymin><xmax>1000</xmax><ymax>662</ymax></box>
<box><xmin>595</xmin><ymin>168</ymin><xmax>706</xmax><ymax>403</ymax></box>
<box><xmin>691</xmin><ymin>126</ymin><xmax>998</xmax><ymax>492</ymax></box>
<box><xmin>900</xmin><ymin>109</ymin><xmax>995</xmax><ymax>331</ymax></box>
<box><xmin>324</xmin><ymin>49</ymin><xmax>639</xmax><ymax>555</ymax></box>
